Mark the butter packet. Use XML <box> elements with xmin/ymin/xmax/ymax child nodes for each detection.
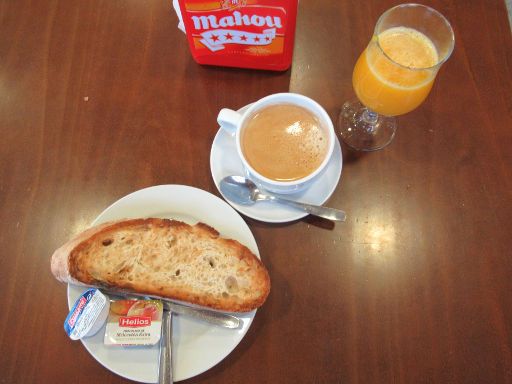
<box><xmin>104</xmin><ymin>299</ymin><xmax>163</xmax><ymax>346</ymax></box>
<box><xmin>65</xmin><ymin>288</ymin><xmax>109</xmax><ymax>340</ymax></box>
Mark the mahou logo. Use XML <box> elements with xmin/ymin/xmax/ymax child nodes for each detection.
<box><xmin>190</xmin><ymin>7</ymin><xmax>286</xmax><ymax>52</ymax></box>
<box><xmin>119</xmin><ymin>316</ymin><xmax>151</xmax><ymax>327</ymax></box>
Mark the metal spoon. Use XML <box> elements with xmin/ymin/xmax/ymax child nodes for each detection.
<box><xmin>220</xmin><ymin>176</ymin><xmax>346</xmax><ymax>222</ymax></box>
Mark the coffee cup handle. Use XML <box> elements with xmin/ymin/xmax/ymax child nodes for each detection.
<box><xmin>217</xmin><ymin>109</ymin><xmax>241</xmax><ymax>137</ymax></box>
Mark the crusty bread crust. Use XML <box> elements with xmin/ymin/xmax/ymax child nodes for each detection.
<box><xmin>51</xmin><ymin>221</ymin><xmax>118</xmax><ymax>285</ymax></box>
<box><xmin>51</xmin><ymin>218</ymin><xmax>270</xmax><ymax>312</ymax></box>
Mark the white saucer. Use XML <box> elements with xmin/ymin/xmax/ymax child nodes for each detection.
<box><xmin>210</xmin><ymin>105</ymin><xmax>343</xmax><ymax>223</ymax></box>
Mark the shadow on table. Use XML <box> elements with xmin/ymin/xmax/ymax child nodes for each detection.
<box><xmin>341</xmin><ymin>144</ymin><xmax>366</xmax><ymax>165</ymax></box>
<box><xmin>247</xmin><ymin>215</ymin><xmax>340</xmax><ymax>231</ymax></box>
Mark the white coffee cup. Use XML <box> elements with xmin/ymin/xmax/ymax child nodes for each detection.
<box><xmin>217</xmin><ymin>93</ymin><xmax>335</xmax><ymax>194</ymax></box>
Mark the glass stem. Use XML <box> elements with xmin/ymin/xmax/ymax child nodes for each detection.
<box><xmin>362</xmin><ymin>109</ymin><xmax>378</xmax><ymax>124</ymax></box>
<box><xmin>361</xmin><ymin>108</ymin><xmax>378</xmax><ymax>133</ymax></box>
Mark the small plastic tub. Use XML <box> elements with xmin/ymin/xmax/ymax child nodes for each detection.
<box><xmin>64</xmin><ymin>288</ymin><xmax>109</xmax><ymax>340</ymax></box>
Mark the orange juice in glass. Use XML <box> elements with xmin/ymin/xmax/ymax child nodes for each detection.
<box><xmin>339</xmin><ymin>4</ymin><xmax>454</xmax><ymax>151</ymax></box>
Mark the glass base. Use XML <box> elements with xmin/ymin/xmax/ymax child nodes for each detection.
<box><xmin>338</xmin><ymin>100</ymin><xmax>397</xmax><ymax>151</ymax></box>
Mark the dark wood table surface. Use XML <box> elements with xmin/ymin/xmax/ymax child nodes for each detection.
<box><xmin>1</xmin><ymin>0</ymin><xmax>511</xmax><ymax>383</ymax></box>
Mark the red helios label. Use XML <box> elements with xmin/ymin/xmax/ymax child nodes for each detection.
<box><xmin>118</xmin><ymin>316</ymin><xmax>151</xmax><ymax>327</ymax></box>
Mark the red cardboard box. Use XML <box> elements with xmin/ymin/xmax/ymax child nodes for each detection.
<box><xmin>177</xmin><ymin>0</ymin><xmax>298</xmax><ymax>71</ymax></box>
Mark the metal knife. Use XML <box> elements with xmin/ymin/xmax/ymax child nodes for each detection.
<box><xmin>158</xmin><ymin>309</ymin><xmax>173</xmax><ymax>384</ymax></box>
<box><xmin>101</xmin><ymin>288</ymin><xmax>241</xmax><ymax>329</ymax></box>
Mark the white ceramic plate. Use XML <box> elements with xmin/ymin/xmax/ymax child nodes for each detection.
<box><xmin>210</xmin><ymin>105</ymin><xmax>343</xmax><ymax>223</ymax></box>
<box><xmin>67</xmin><ymin>185</ymin><xmax>258</xmax><ymax>383</ymax></box>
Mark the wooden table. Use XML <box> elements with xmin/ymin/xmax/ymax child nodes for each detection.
<box><xmin>1</xmin><ymin>0</ymin><xmax>511</xmax><ymax>383</ymax></box>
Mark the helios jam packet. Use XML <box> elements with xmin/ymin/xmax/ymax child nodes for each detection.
<box><xmin>177</xmin><ymin>0</ymin><xmax>298</xmax><ymax>71</ymax></box>
<box><xmin>104</xmin><ymin>299</ymin><xmax>163</xmax><ymax>346</ymax></box>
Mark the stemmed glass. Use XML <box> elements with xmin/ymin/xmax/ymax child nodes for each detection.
<box><xmin>339</xmin><ymin>3</ymin><xmax>455</xmax><ymax>151</ymax></box>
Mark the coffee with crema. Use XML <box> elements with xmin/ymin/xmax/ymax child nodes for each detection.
<box><xmin>241</xmin><ymin>104</ymin><xmax>329</xmax><ymax>182</ymax></box>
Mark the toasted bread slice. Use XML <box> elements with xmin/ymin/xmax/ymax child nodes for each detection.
<box><xmin>51</xmin><ymin>218</ymin><xmax>270</xmax><ymax>312</ymax></box>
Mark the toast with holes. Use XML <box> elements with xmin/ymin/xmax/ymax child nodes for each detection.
<box><xmin>51</xmin><ymin>218</ymin><xmax>270</xmax><ymax>312</ymax></box>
